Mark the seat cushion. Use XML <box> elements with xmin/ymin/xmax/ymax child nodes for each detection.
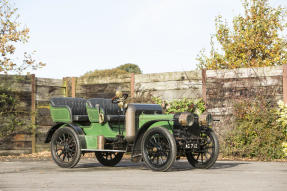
<box><xmin>50</xmin><ymin>97</ymin><xmax>88</xmax><ymax>122</ymax></box>
<box><xmin>72</xmin><ymin>115</ymin><xmax>89</xmax><ymax>122</ymax></box>
<box><xmin>50</xmin><ymin>97</ymin><xmax>87</xmax><ymax>116</ymax></box>
<box><xmin>87</xmin><ymin>98</ymin><xmax>122</xmax><ymax>115</ymax></box>
<box><xmin>106</xmin><ymin>115</ymin><xmax>125</xmax><ymax>122</ymax></box>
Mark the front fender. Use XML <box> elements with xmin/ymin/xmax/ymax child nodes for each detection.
<box><xmin>45</xmin><ymin>123</ymin><xmax>87</xmax><ymax>149</ymax></box>
<box><xmin>131</xmin><ymin>120</ymin><xmax>172</xmax><ymax>161</ymax></box>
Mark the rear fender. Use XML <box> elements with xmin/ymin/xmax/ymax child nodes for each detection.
<box><xmin>45</xmin><ymin>123</ymin><xmax>87</xmax><ymax>149</ymax></box>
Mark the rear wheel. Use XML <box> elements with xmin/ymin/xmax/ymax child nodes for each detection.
<box><xmin>95</xmin><ymin>152</ymin><xmax>124</xmax><ymax>166</ymax></box>
<box><xmin>186</xmin><ymin>128</ymin><xmax>219</xmax><ymax>169</ymax></box>
<box><xmin>141</xmin><ymin>127</ymin><xmax>177</xmax><ymax>171</ymax></box>
<box><xmin>51</xmin><ymin>126</ymin><xmax>81</xmax><ymax>168</ymax></box>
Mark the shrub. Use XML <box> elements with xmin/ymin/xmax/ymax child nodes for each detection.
<box><xmin>152</xmin><ymin>97</ymin><xmax>205</xmax><ymax>115</ymax></box>
<box><xmin>276</xmin><ymin>100</ymin><xmax>287</xmax><ymax>157</ymax></box>
<box><xmin>282</xmin><ymin>142</ymin><xmax>287</xmax><ymax>157</ymax></box>
<box><xmin>276</xmin><ymin>100</ymin><xmax>287</xmax><ymax>137</ymax></box>
<box><xmin>223</xmin><ymin>97</ymin><xmax>286</xmax><ymax>160</ymax></box>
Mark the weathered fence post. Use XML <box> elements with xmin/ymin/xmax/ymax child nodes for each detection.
<box><xmin>283</xmin><ymin>64</ymin><xmax>287</xmax><ymax>104</ymax></box>
<box><xmin>72</xmin><ymin>77</ymin><xmax>76</xmax><ymax>98</ymax></box>
<box><xmin>130</xmin><ymin>73</ymin><xmax>135</xmax><ymax>98</ymax></box>
<box><xmin>202</xmin><ymin>69</ymin><xmax>207</xmax><ymax>104</ymax></box>
<box><xmin>63</xmin><ymin>77</ymin><xmax>68</xmax><ymax>97</ymax></box>
<box><xmin>31</xmin><ymin>74</ymin><xmax>36</xmax><ymax>153</ymax></box>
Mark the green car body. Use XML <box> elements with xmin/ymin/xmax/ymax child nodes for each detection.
<box><xmin>45</xmin><ymin>96</ymin><xmax>219</xmax><ymax>171</ymax></box>
<box><xmin>47</xmin><ymin>99</ymin><xmax>173</xmax><ymax>151</ymax></box>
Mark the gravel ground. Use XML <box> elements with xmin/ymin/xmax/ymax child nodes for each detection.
<box><xmin>0</xmin><ymin>158</ymin><xmax>286</xmax><ymax>191</ymax></box>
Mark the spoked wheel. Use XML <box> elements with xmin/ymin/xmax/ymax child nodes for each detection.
<box><xmin>51</xmin><ymin>126</ymin><xmax>81</xmax><ymax>168</ymax></box>
<box><xmin>141</xmin><ymin>127</ymin><xmax>177</xmax><ymax>172</ymax></box>
<box><xmin>186</xmin><ymin>128</ymin><xmax>219</xmax><ymax>169</ymax></box>
<box><xmin>95</xmin><ymin>152</ymin><xmax>124</xmax><ymax>166</ymax></box>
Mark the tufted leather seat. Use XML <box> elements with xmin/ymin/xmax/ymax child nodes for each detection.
<box><xmin>50</xmin><ymin>97</ymin><xmax>89</xmax><ymax>122</ymax></box>
<box><xmin>87</xmin><ymin>98</ymin><xmax>125</xmax><ymax>122</ymax></box>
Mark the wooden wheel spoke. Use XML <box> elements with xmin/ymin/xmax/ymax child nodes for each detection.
<box><xmin>159</xmin><ymin>156</ymin><xmax>164</xmax><ymax>164</ymax></box>
<box><xmin>62</xmin><ymin>153</ymin><xmax>66</xmax><ymax>161</ymax></box>
<box><xmin>204</xmin><ymin>152</ymin><xmax>209</xmax><ymax>160</ymax></box>
<box><xmin>196</xmin><ymin>153</ymin><xmax>200</xmax><ymax>160</ymax></box>
<box><xmin>57</xmin><ymin>150</ymin><xmax>64</xmax><ymax>157</ymax></box>
<box><xmin>201</xmin><ymin>153</ymin><xmax>204</xmax><ymax>163</ymax></box>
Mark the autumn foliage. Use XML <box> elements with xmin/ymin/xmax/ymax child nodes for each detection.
<box><xmin>0</xmin><ymin>0</ymin><xmax>44</xmax><ymax>74</ymax></box>
<box><xmin>197</xmin><ymin>0</ymin><xmax>287</xmax><ymax>69</ymax></box>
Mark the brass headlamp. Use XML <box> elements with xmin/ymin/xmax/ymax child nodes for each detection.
<box><xmin>178</xmin><ymin>112</ymin><xmax>195</xmax><ymax>126</ymax></box>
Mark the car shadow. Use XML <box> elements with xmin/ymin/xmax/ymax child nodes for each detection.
<box><xmin>212</xmin><ymin>162</ymin><xmax>248</xmax><ymax>169</ymax></box>
<box><xmin>71</xmin><ymin>159</ymin><xmax>248</xmax><ymax>172</ymax></box>
<box><xmin>171</xmin><ymin>161</ymin><xmax>248</xmax><ymax>172</ymax></box>
<box><xmin>68</xmin><ymin>159</ymin><xmax>146</xmax><ymax>172</ymax></box>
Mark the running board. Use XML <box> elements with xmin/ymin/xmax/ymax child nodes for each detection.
<box><xmin>81</xmin><ymin>149</ymin><xmax>126</xmax><ymax>152</ymax></box>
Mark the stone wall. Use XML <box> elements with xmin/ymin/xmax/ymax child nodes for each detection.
<box><xmin>75</xmin><ymin>74</ymin><xmax>131</xmax><ymax>99</ymax></box>
<box><xmin>205</xmin><ymin>66</ymin><xmax>284</xmax><ymax>137</ymax></box>
<box><xmin>134</xmin><ymin>71</ymin><xmax>202</xmax><ymax>101</ymax></box>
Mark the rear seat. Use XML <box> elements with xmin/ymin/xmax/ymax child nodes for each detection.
<box><xmin>50</xmin><ymin>97</ymin><xmax>89</xmax><ymax>122</ymax></box>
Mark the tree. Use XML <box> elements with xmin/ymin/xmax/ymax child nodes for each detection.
<box><xmin>82</xmin><ymin>64</ymin><xmax>142</xmax><ymax>77</ymax></box>
<box><xmin>0</xmin><ymin>0</ymin><xmax>44</xmax><ymax>74</ymax></box>
<box><xmin>117</xmin><ymin>63</ymin><xmax>142</xmax><ymax>74</ymax></box>
<box><xmin>197</xmin><ymin>0</ymin><xmax>287</xmax><ymax>69</ymax></box>
<box><xmin>83</xmin><ymin>68</ymin><xmax>129</xmax><ymax>78</ymax></box>
<box><xmin>0</xmin><ymin>0</ymin><xmax>44</xmax><ymax>139</ymax></box>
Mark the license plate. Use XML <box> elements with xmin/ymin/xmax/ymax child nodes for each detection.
<box><xmin>185</xmin><ymin>143</ymin><xmax>198</xmax><ymax>149</ymax></box>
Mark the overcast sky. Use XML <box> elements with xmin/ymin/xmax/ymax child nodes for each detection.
<box><xmin>13</xmin><ymin>0</ymin><xmax>287</xmax><ymax>79</ymax></box>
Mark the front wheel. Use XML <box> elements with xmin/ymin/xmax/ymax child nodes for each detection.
<box><xmin>186</xmin><ymin>128</ymin><xmax>219</xmax><ymax>169</ymax></box>
<box><xmin>141</xmin><ymin>127</ymin><xmax>177</xmax><ymax>171</ymax></box>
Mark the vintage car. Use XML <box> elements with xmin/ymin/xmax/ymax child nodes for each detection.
<box><xmin>45</xmin><ymin>91</ymin><xmax>219</xmax><ymax>171</ymax></box>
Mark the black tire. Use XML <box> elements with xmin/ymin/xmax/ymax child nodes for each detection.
<box><xmin>186</xmin><ymin>128</ymin><xmax>219</xmax><ymax>169</ymax></box>
<box><xmin>95</xmin><ymin>152</ymin><xmax>124</xmax><ymax>166</ymax></box>
<box><xmin>141</xmin><ymin>127</ymin><xmax>177</xmax><ymax>172</ymax></box>
<box><xmin>51</xmin><ymin>126</ymin><xmax>82</xmax><ymax>168</ymax></box>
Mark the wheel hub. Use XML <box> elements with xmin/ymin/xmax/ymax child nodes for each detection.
<box><xmin>153</xmin><ymin>147</ymin><xmax>158</xmax><ymax>152</ymax></box>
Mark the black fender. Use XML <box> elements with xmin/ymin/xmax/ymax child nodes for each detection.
<box><xmin>131</xmin><ymin>120</ymin><xmax>172</xmax><ymax>161</ymax></box>
<box><xmin>45</xmin><ymin>123</ymin><xmax>87</xmax><ymax>149</ymax></box>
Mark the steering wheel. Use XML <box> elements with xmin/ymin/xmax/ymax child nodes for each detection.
<box><xmin>111</xmin><ymin>93</ymin><xmax>128</xmax><ymax>104</ymax></box>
